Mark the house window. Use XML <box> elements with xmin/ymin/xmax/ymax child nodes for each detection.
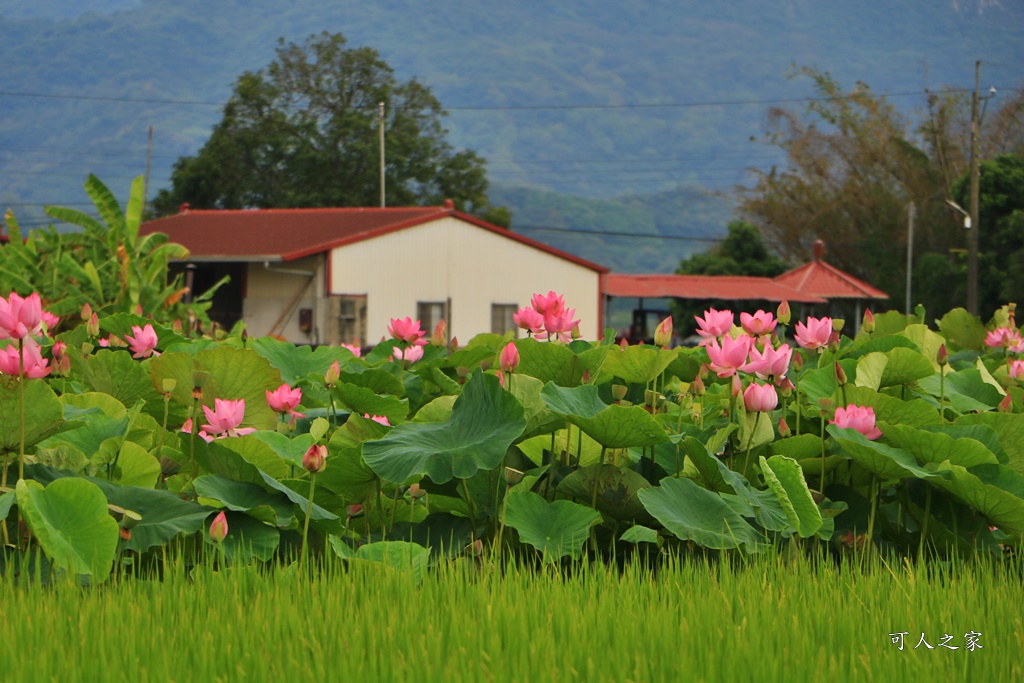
<box><xmin>417</xmin><ymin>301</ymin><xmax>446</xmax><ymax>334</ymax></box>
<box><xmin>491</xmin><ymin>303</ymin><xmax>519</xmax><ymax>337</ymax></box>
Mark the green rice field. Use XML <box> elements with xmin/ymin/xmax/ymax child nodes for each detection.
<box><xmin>2</xmin><ymin>554</ymin><xmax>1019</xmax><ymax>683</ymax></box>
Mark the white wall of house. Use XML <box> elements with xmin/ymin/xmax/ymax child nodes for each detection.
<box><xmin>242</xmin><ymin>254</ymin><xmax>326</xmax><ymax>343</ymax></box>
<box><xmin>327</xmin><ymin>216</ymin><xmax>603</xmax><ymax>343</ymax></box>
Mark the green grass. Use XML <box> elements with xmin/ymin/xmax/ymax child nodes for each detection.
<box><xmin>1</xmin><ymin>554</ymin><xmax>1020</xmax><ymax>683</ymax></box>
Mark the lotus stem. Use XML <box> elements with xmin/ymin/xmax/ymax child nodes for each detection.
<box><xmin>866</xmin><ymin>474</ymin><xmax>878</xmax><ymax>547</ymax></box>
<box><xmin>462</xmin><ymin>478</ymin><xmax>477</xmax><ymax>539</ymax></box>
<box><xmin>917</xmin><ymin>485</ymin><xmax>932</xmax><ymax>565</ymax></box>
<box><xmin>299</xmin><ymin>472</ymin><xmax>317</xmax><ymax>571</ymax></box>
<box><xmin>18</xmin><ymin>338</ymin><xmax>25</xmax><ymax>483</ymax></box>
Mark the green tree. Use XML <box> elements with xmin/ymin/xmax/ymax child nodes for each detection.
<box><xmin>151</xmin><ymin>32</ymin><xmax>508</xmax><ymax>224</ymax></box>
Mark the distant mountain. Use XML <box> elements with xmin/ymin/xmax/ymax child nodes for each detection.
<box><xmin>0</xmin><ymin>0</ymin><xmax>1020</xmax><ymax>273</ymax></box>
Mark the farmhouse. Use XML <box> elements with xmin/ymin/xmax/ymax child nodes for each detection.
<box><xmin>140</xmin><ymin>201</ymin><xmax>608</xmax><ymax>345</ymax></box>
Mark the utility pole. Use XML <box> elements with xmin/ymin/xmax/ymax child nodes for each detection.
<box><xmin>378</xmin><ymin>102</ymin><xmax>386</xmax><ymax>208</ymax></box>
<box><xmin>967</xmin><ymin>61</ymin><xmax>981</xmax><ymax>316</ymax></box>
<box><xmin>906</xmin><ymin>201</ymin><xmax>915</xmax><ymax>315</ymax></box>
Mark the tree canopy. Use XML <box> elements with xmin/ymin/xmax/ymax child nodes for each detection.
<box><xmin>152</xmin><ymin>32</ymin><xmax>508</xmax><ymax>224</ymax></box>
<box><xmin>738</xmin><ymin>67</ymin><xmax>1024</xmax><ymax>320</ymax></box>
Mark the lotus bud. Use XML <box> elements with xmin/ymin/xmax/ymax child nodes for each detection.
<box><xmin>86</xmin><ymin>312</ymin><xmax>100</xmax><ymax>337</ymax></box>
<box><xmin>571</xmin><ymin>323</ymin><xmax>582</xmax><ymax>340</ymax></box>
<box><xmin>776</xmin><ymin>300</ymin><xmax>791</xmax><ymax>326</ymax></box>
<box><xmin>999</xmin><ymin>393</ymin><xmax>1013</xmax><ymax>413</ymax></box>
<box><xmin>467</xmin><ymin>539</ymin><xmax>485</xmax><ymax>557</ymax></box>
<box><xmin>302</xmin><ymin>444</ymin><xmax>327</xmax><ymax>473</ymax></box>
<box><xmin>612</xmin><ymin>384</ymin><xmax>628</xmax><ymax>401</ymax></box>
<box><xmin>835</xmin><ymin>361</ymin><xmax>847</xmax><ymax>385</ymax></box>
<box><xmin>172</xmin><ymin>319</ymin><xmax>183</xmax><ymax>335</ymax></box>
<box><xmin>408</xmin><ymin>483</ymin><xmax>426</xmax><ymax>500</ymax></box>
<box><xmin>504</xmin><ymin>467</ymin><xmax>525</xmax><ymax>485</ymax></box>
<box><xmin>325</xmin><ymin>360</ymin><xmax>341</xmax><ymax>387</ymax></box>
<box><xmin>619</xmin><ymin>337</ymin><xmax>629</xmax><ymax>348</ymax></box>
<box><xmin>777</xmin><ymin>377</ymin><xmax>795</xmax><ymax>397</ymax></box>
<box><xmin>698</xmin><ymin>363</ymin><xmax>709</xmax><ymax>380</ymax></box>
<box><xmin>81</xmin><ymin>302</ymin><xmax>93</xmax><ymax>321</ymax></box>
<box><xmin>209</xmin><ymin>511</ymin><xmax>228</xmax><ymax>543</ymax></box>
<box><xmin>456</xmin><ymin>366</ymin><xmax>470</xmax><ymax>380</ymax></box>
<box><xmin>731</xmin><ymin>374</ymin><xmax>742</xmax><ymax>398</ymax></box>
<box><xmin>689</xmin><ymin>375</ymin><xmax>706</xmax><ymax>396</ymax></box>
<box><xmin>791</xmin><ymin>352</ymin><xmax>804</xmax><ymax>371</ymax></box>
<box><xmin>817</xmin><ymin>398</ymin><xmax>834</xmax><ymax>414</ymax></box>
<box><xmin>346</xmin><ymin>504</ymin><xmax>364</xmax><ymax>518</ymax></box>
<box><xmin>778</xmin><ymin>417</ymin><xmax>792</xmax><ymax>438</ymax></box>
<box><xmin>832</xmin><ymin>319</ymin><xmax>845</xmax><ymax>332</ymax></box>
<box><xmin>499</xmin><ymin>341</ymin><xmax>520</xmax><ymax>374</ymax></box>
<box><xmin>827</xmin><ymin>331</ymin><xmax>841</xmax><ymax>353</ymax></box>
<box><xmin>497</xmin><ymin>371</ymin><xmax>506</xmax><ymax>388</ymax></box>
<box><xmin>431</xmin><ymin>319</ymin><xmax>447</xmax><ymax>347</ymax></box>
<box><xmin>449</xmin><ymin>336</ymin><xmax>459</xmax><ymax>353</ymax></box>
<box><xmin>654</xmin><ymin>316</ymin><xmax>673</xmax><ymax>348</ymax></box>
<box><xmin>937</xmin><ymin>344</ymin><xmax>948</xmax><ymax>367</ymax></box>
<box><xmin>1009</xmin><ymin>303</ymin><xmax>1017</xmax><ymax>328</ymax></box>
<box><xmin>581</xmin><ymin>369</ymin><xmax>590</xmax><ymax>384</ymax></box>
<box><xmin>861</xmin><ymin>309</ymin><xmax>875</xmax><ymax>334</ymax></box>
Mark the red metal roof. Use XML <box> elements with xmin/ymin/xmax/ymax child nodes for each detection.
<box><xmin>140</xmin><ymin>205</ymin><xmax>607</xmax><ymax>272</ymax></box>
<box><xmin>602</xmin><ymin>274</ymin><xmax>826</xmax><ymax>303</ymax></box>
<box><xmin>773</xmin><ymin>259</ymin><xmax>888</xmax><ymax>300</ymax></box>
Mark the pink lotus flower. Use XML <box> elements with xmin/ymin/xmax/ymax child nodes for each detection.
<box><xmin>740</xmin><ymin>310</ymin><xmax>777</xmax><ymax>337</ymax></box>
<box><xmin>388</xmin><ymin>317</ymin><xmax>427</xmax><ymax>346</ymax></box>
<box><xmin>266</xmin><ymin>384</ymin><xmax>304</xmax><ymax>417</ymax></box>
<box><xmin>0</xmin><ymin>340</ymin><xmax>52</xmax><ymax>378</ymax></box>
<box><xmin>181</xmin><ymin>418</ymin><xmax>214</xmax><ymax>443</ymax></box>
<box><xmin>201</xmin><ymin>398</ymin><xmax>257</xmax><ymax>438</ymax></box>
<box><xmin>124</xmin><ymin>323</ymin><xmax>159</xmax><ymax>359</ymax></box>
<box><xmin>831</xmin><ymin>404</ymin><xmax>882</xmax><ymax>440</ymax></box>
<box><xmin>1009</xmin><ymin>360</ymin><xmax>1024</xmax><ymax>380</ymax></box>
<box><xmin>363</xmin><ymin>413</ymin><xmax>391</xmax><ymax>426</ymax></box>
<box><xmin>742</xmin><ymin>343</ymin><xmax>792</xmax><ymax>381</ymax></box>
<box><xmin>41</xmin><ymin>310</ymin><xmax>60</xmax><ymax>333</ymax></box>
<box><xmin>794</xmin><ymin>316</ymin><xmax>833</xmax><ymax>350</ymax></box>
<box><xmin>742</xmin><ymin>381</ymin><xmax>778</xmax><ymax>413</ymax></box>
<box><xmin>695</xmin><ymin>308</ymin><xmax>734</xmax><ymax>342</ymax></box>
<box><xmin>0</xmin><ymin>292</ymin><xmax>43</xmax><ymax>340</ymax></box>
<box><xmin>542</xmin><ymin>308</ymin><xmax>580</xmax><ymax>342</ymax></box>
<box><xmin>302</xmin><ymin>444</ymin><xmax>327</xmax><ymax>473</ymax></box>
<box><xmin>654</xmin><ymin>316</ymin><xmax>673</xmax><ymax>348</ymax></box>
<box><xmin>209</xmin><ymin>511</ymin><xmax>229</xmax><ymax>543</ymax></box>
<box><xmin>985</xmin><ymin>327</ymin><xmax>1023</xmax><ymax>349</ymax></box>
<box><xmin>392</xmin><ymin>344</ymin><xmax>424</xmax><ymax>363</ymax></box>
<box><xmin>513</xmin><ymin>307</ymin><xmax>545</xmax><ymax>335</ymax></box>
<box><xmin>340</xmin><ymin>342</ymin><xmax>361</xmax><ymax>356</ymax></box>
<box><xmin>530</xmin><ymin>291</ymin><xmax>566</xmax><ymax>315</ymax></box>
<box><xmin>705</xmin><ymin>333</ymin><xmax>753</xmax><ymax>378</ymax></box>
<box><xmin>500</xmin><ymin>341</ymin><xmax>520</xmax><ymax>373</ymax></box>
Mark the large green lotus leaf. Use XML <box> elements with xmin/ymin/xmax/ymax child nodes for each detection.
<box><xmin>100</xmin><ymin>313</ymin><xmax>187</xmax><ymax>351</ymax></box>
<box><xmin>247</xmin><ymin>336</ymin><xmax>357</xmax><ymax>386</ymax></box>
<box><xmin>510</xmin><ymin>374</ymin><xmax>566</xmax><ymax>440</ymax></box>
<box><xmin>929</xmin><ymin>463</ymin><xmax>1024</xmax><ymax>537</ymax></box>
<box><xmin>0</xmin><ymin>379</ymin><xmax>65</xmax><ymax>456</ymax></box>
<box><xmin>317</xmin><ymin>422</ymin><xmax>380</xmax><ymax>501</ymax></box>
<box><xmin>736</xmin><ymin>403</ymin><xmax>775</xmax><ymax>450</ymax></box>
<box><xmin>514</xmin><ymin>338</ymin><xmax>575</xmax><ymax>384</ymax></box>
<box><xmin>217</xmin><ymin>510</ymin><xmax>281</xmax><ymax>563</ymax></box>
<box><xmin>663</xmin><ymin>350</ymin><xmax>703</xmax><ymax>383</ymax></box>
<box><xmin>620</xmin><ymin>525</ymin><xmax>659</xmax><ymax>544</ymax></box>
<box><xmin>333</xmin><ymin>382</ymin><xmax>409</xmax><ymax>425</ymax></box>
<box><xmin>883</xmin><ymin>424</ymin><xmax>999</xmax><ymax>468</ymax></box>
<box><xmin>257</xmin><ymin>472</ymin><xmax>340</xmax><ymax>521</ymax></box>
<box><xmin>412</xmin><ymin>395</ymin><xmax>457</xmax><ymax>423</ymax></box>
<box><xmin>426</xmin><ymin>367</ymin><xmax>461</xmax><ymax>396</ymax></box>
<box><xmin>917</xmin><ymin>424</ymin><xmax>1008</xmax><ymax>465</ymax></box>
<box><xmin>848</xmin><ymin>334</ymin><xmax>920</xmax><ymax>359</ymax></box>
<box><xmin>552</xmin><ymin>345</ymin><xmax>611</xmax><ymax>387</ymax></box>
<box><xmin>638</xmin><ymin>477</ymin><xmax>767</xmax><ymax>551</ymax></box>
<box><xmin>149</xmin><ymin>351</ymin><xmax>195</xmax><ymax>408</ymax></box>
<box><xmin>540</xmin><ymin>382</ymin><xmax>667</xmax><ymax>448</ymax></box>
<box><xmin>956</xmin><ymin>412</ymin><xmax>1024</xmax><ymax>475</ymax></box>
<box><xmin>503</xmin><ymin>490</ymin><xmax>601</xmax><ymax>561</ymax></box>
<box><xmin>26</xmin><ymin>465</ymin><xmax>217</xmax><ymax>554</ymax></box>
<box><xmin>113</xmin><ymin>441</ymin><xmax>161</xmax><ymax>488</ymax></box>
<box><xmin>216</xmin><ymin>434</ymin><xmax>291</xmax><ymax>480</ymax></box>
<box><xmin>192</xmin><ymin>436</ymin><xmax>264</xmax><ymax>485</ymax></box>
<box><xmin>759</xmin><ymin>455</ymin><xmax>822</xmax><ymax>538</ymax></box>
<box><xmin>918</xmin><ymin>368</ymin><xmax>1003</xmax><ymax>413</ymax></box>
<box><xmin>352</xmin><ymin>541</ymin><xmax>430</xmax><ymax>581</ymax></box>
<box><xmin>80</xmin><ymin>349</ymin><xmax>163</xmax><ymax>417</ymax></box>
<box><xmin>16</xmin><ymin>478</ymin><xmax>118</xmax><ymax>583</ymax></box>
<box><xmin>938</xmin><ymin>308</ymin><xmax>989</xmax><ymax>351</ymax></box>
<box><xmin>557</xmin><ymin>464</ymin><xmax>652</xmax><ymax>520</ymax></box>
<box><xmin>540</xmin><ymin>382</ymin><xmax>608</xmax><ymax>419</ymax></box>
<box><xmin>0</xmin><ymin>490</ymin><xmax>14</xmax><ymax>520</ymax></box>
<box><xmin>339</xmin><ymin>367</ymin><xmax>406</xmax><ymax>397</ymax></box>
<box><xmin>854</xmin><ymin>352</ymin><xmax>886</xmax><ymax>391</ymax></box>
<box><xmin>877</xmin><ymin>348</ymin><xmax>936</xmax><ymax>387</ymax></box>
<box><xmin>827</xmin><ymin>426</ymin><xmax>936</xmax><ymax>480</ymax></box>
<box><xmin>602</xmin><ymin>345</ymin><xmax>677</xmax><ymax>385</ymax></box>
<box><xmin>250</xmin><ymin>431</ymin><xmax>315</xmax><ymax>470</ymax></box>
<box><xmin>362</xmin><ymin>371</ymin><xmax>526</xmax><ymax>485</ymax></box>
<box><xmin>838</xmin><ymin>385</ymin><xmax>942</xmax><ymax>427</ymax></box>
<box><xmin>901</xmin><ymin>325</ymin><xmax>946</xmax><ymax>369</ymax></box>
<box><xmin>872</xmin><ymin>310</ymin><xmax>917</xmax><ymax>336</ymax></box>
<box><xmin>770</xmin><ymin>434</ymin><xmax>825</xmax><ymax>461</ymax></box>
<box><xmin>194</xmin><ymin>475</ymin><xmax>296</xmax><ymax>527</ymax></box>
<box><xmin>38</xmin><ymin>411</ymin><xmax>127</xmax><ymax>456</ymax></box>
<box><xmin>798</xmin><ymin>366</ymin><xmax>838</xmax><ymax>404</ymax></box>
<box><xmin>195</xmin><ymin>347</ymin><xmax>281</xmax><ymax>430</ymax></box>
<box><xmin>679</xmin><ymin>436</ymin><xmax>731</xmax><ymax>493</ymax></box>
<box><xmin>61</xmin><ymin>392</ymin><xmax>126</xmax><ymax>419</ymax></box>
